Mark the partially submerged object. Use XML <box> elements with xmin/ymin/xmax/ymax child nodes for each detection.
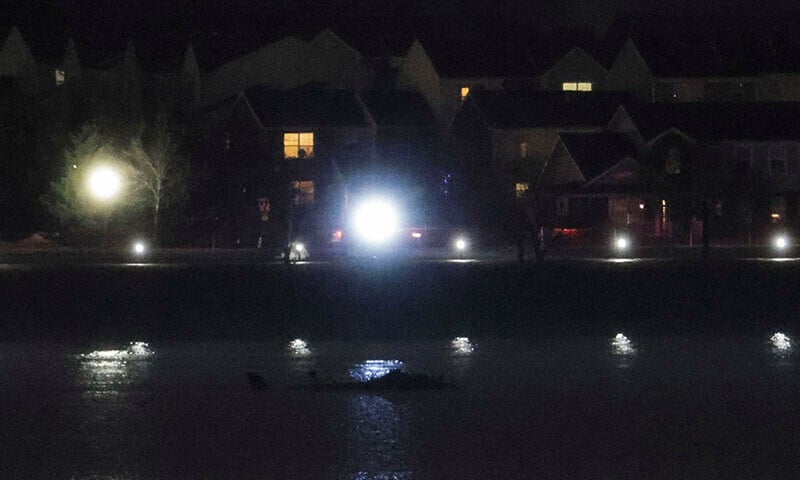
<box><xmin>245</xmin><ymin>371</ymin><xmax>270</xmax><ymax>391</ymax></box>
<box><xmin>297</xmin><ymin>370</ymin><xmax>451</xmax><ymax>391</ymax></box>
<box><xmin>245</xmin><ymin>369</ymin><xmax>451</xmax><ymax>392</ymax></box>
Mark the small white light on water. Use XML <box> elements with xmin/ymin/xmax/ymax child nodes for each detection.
<box><xmin>349</xmin><ymin>359</ymin><xmax>403</xmax><ymax>382</ymax></box>
<box><xmin>82</xmin><ymin>341</ymin><xmax>154</xmax><ymax>360</ymax></box>
<box><xmin>771</xmin><ymin>332</ymin><xmax>792</xmax><ymax>351</ymax></box>
<box><xmin>612</xmin><ymin>333</ymin><xmax>635</xmax><ymax>355</ymax></box>
<box><xmin>289</xmin><ymin>338</ymin><xmax>311</xmax><ymax>356</ymax></box>
<box><xmin>451</xmin><ymin>336</ymin><xmax>474</xmax><ymax>355</ymax></box>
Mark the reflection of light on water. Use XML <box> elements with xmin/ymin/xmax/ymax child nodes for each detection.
<box><xmin>351</xmin><ymin>472</ymin><xmax>413</xmax><ymax>480</ymax></box>
<box><xmin>605</xmin><ymin>258</ymin><xmax>641</xmax><ymax>264</ymax></box>
<box><xmin>345</xmin><ymin>395</ymin><xmax>412</xmax><ymax>480</ymax></box>
<box><xmin>612</xmin><ymin>333</ymin><xmax>636</xmax><ymax>355</ymax></box>
<box><xmin>771</xmin><ymin>332</ymin><xmax>792</xmax><ymax>355</ymax></box>
<box><xmin>349</xmin><ymin>360</ymin><xmax>403</xmax><ymax>382</ymax></box>
<box><xmin>78</xmin><ymin>342</ymin><xmax>154</xmax><ymax>392</ymax></box>
<box><xmin>82</xmin><ymin>341</ymin><xmax>154</xmax><ymax>360</ymax></box>
<box><xmin>451</xmin><ymin>337</ymin><xmax>474</xmax><ymax>355</ymax></box>
<box><xmin>289</xmin><ymin>338</ymin><xmax>312</xmax><ymax>356</ymax></box>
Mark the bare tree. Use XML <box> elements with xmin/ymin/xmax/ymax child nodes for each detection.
<box><xmin>124</xmin><ymin>115</ymin><xmax>187</xmax><ymax>244</ymax></box>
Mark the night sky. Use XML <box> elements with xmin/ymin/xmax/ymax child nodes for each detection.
<box><xmin>3</xmin><ymin>0</ymin><xmax>800</xmax><ymax>71</ymax></box>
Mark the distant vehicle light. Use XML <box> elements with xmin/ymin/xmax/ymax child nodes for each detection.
<box><xmin>352</xmin><ymin>198</ymin><xmax>400</xmax><ymax>244</ymax></box>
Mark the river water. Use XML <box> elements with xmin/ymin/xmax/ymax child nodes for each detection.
<box><xmin>3</xmin><ymin>335</ymin><xmax>800</xmax><ymax>479</ymax></box>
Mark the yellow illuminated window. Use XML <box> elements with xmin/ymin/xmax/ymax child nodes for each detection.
<box><xmin>460</xmin><ymin>86</ymin><xmax>470</xmax><ymax>101</ymax></box>
<box><xmin>291</xmin><ymin>180</ymin><xmax>315</xmax><ymax>205</ymax></box>
<box><xmin>577</xmin><ymin>82</ymin><xmax>592</xmax><ymax>91</ymax></box>
<box><xmin>284</xmin><ymin>132</ymin><xmax>314</xmax><ymax>158</ymax></box>
<box><xmin>515</xmin><ymin>182</ymin><xmax>529</xmax><ymax>199</ymax></box>
<box><xmin>562</xmin><ymin>82</ymin><xmax>578</xmax><ymax>91</ymax></box>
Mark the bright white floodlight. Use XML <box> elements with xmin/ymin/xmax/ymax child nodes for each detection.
<box><xmin>352</xmin><ymin>198</ymin><xmax>400</xmax><ymax>244</ymax></box>
<box><xmin>774</xmin><ymin>234</ymin><xmax>789</xmax><ymax>251</ymax></box>
<box><xmin>294</xmin><ymin>242</ymin><xmax>305</xmax><ymax>253</ymax></box>
<box><xmin>455</xmin><ymin>237</ymin><xmax>468</xmax><ymax>251</ymax></box>
<box><xmin>615</xmin><ymin>236</ymin><xmax>629</xmax><ymax>251</ymax></box>
<box><xmin>88</xmin><ymin>166</ymin><xmax>122</xmax><ymax>201</ymax></box>
<box><xmin>132</xmin><ymin>241</ymin><xmax>146</xmax><ymax>255</ymax></box>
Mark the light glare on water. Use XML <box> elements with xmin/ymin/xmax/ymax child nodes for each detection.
<box><xmin>289</xmin><ymin>338</ymin><xmax>312</xmax><ymax>356</ymax></box>
<box><xmin>349</xmin><ymin>360</ymin><xmax>403</xmax><ymax>382</ymax></box>
<box><xmin>451</xmin><ymin>337</ymin><xmax>474</xmax><ymax>355</ymax></box>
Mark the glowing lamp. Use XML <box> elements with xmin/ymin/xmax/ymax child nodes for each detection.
<box><xmin>88</xmin><ymin>166</ymin><xmax>122</xmax><ymax>201</ymax></box>
<box><xmin>615</xmin><ymin>236</ymin><xmax>629</xmax><ymax>251</ymax></box>
<box><xmin>455</xmin><ymin>237</ymin><xmax>468</xmax><ymax>251</ymax></box>
<box><xmin>352</xmin><ymin>198</ymin><xmax>400</xmax><ymax>244</ymax></box>
<box><xmin>774</xmin><ymin>235</ymin><xmax>789</xmax><ymax>250</ymax></box>
<box><xmin>132</xmin><ymin>241</ymin><xmax>146</xmax><ymax>255</ymax></box>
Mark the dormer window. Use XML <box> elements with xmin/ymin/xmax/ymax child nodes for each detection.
<box><xmin>284</xmin><ymin>132</ymin><xmax>314</xmax><ymax>159</ymax></box>
<box><xmin>460</xmin><ymin>86</ymin><xmax>470</xmax><ymax>101</ymax></box>
<box><xmin>55</xmin><ymin>69</ymin><xmax>65</xmax><ymax>86</ymax></box>
<box><xmin>562</xmin><ymin>82</ymin><xmax>592</xmax><ymax>92</ymax></box>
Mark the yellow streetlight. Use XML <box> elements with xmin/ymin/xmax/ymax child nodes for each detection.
<box><xmin>87</xmin><ymin>165</ymin><xmax>122</xmax><ymax>201</ymax></box>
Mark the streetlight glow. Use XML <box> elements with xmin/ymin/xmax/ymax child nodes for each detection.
<box><xmin>352</xmin><ymin>198</ymin><xmax>400</xmax><ymax>244</ymax></box>
<box><xmin>774</xmin><ymin>235</ymin><xmax>789</xmax><ymax>251</ymax></box>
<box><xmin>88</xmin><ymin>166</ymin><xmax>122</xmax><ymax>201</ymax></box>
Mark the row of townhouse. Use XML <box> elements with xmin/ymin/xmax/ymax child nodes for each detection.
<box><xmin>4</xmin><ymin>25</ymin><xmax>800</xmax><ymax>244</ymax></box>
<box><xmin>451</xmin><ymin>90</ymin><xmax>800</xmax><ymax>243</ymax></box>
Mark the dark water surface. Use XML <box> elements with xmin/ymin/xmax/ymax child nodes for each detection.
<box><xmin>2</xmin><ymin>260</ymin><xmax>800</xmax><ymax>479</ymax></box>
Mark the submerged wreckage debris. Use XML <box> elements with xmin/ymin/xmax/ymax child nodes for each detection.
<box><xmin>245</xmin><ymin>369</ymin><xmax>451</xmax><ymax>392</ymax></box>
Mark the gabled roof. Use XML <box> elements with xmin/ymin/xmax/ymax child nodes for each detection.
<box><xmin>362</xmin><ymin>90</ymin><xmax>437</xmax><ymax>127</ymax></box>
<box><xmin>468</xmin><ymin>90</ymin><xmax>628</xmax><ymax>130</ymax></box>
<box><xmin>624</xmin><ymin>102</ymin><xmax>800</xmax><ymax>141</ymax></box>
<box><xmin>542</xmin><ymin>46</ymin><xmax>608</xmax><ymax>79</ymax></box>
<box><xmin>242</xmin><ymin>86</ymin><xmax>370</xmax><ymax>128</ymax></box>
<box><xmin>559</xmin><ymin>132</ymin><xmax>640</xmax><ymax>181</ymax></box>
<box><xmin>605</xmin><ymin>38</ymin><xmax>652</xmax><ymax>88</ymax></box>
<box><xmin>585</xmin><ymin>157</ymin><xmax>652</xmax><ymax>191</ymax></box>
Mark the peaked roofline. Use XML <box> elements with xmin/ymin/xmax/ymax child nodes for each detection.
<box><xmin>585</xmin><ymin>155</ymin><xmax>640</xmax><ymax>186</ymax></box>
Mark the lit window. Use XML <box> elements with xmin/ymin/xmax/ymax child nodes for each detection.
<box><xmin>460</xmin><ymin>86</ymin><xmax>470</xmax><ymax>101</ymax></box>
<box><xmin>284</xmin><ymin>132</ymin><xmax>314</xmax><ymax>158</ymax></box>
<box><xmin>577</xmin><ymin>82</ymin><xmax>592</xmax><ymax>92</ymax></box>
<box><xmin>291</xmin><ymin>180</ymin><xmax>315</xmax><ymax>205</ymax></box>
<box><xmin>520</xmin><ymin>142</ymin><xmax>528</xmax><ymax>159</ymax></box>
<box><xmin>55</xmin><ymin>69</ymin><xmax>65</xmax><ymax>86</ymax></box>
<box><xmin>515</xmin><ymin>182</ymin><xmax>529</xmax><ymax>199</ymax></box>
<box><xmin>562</xmin><ymin>82</ymin><xmax>578</xmax><ymax>91</ymax></box>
